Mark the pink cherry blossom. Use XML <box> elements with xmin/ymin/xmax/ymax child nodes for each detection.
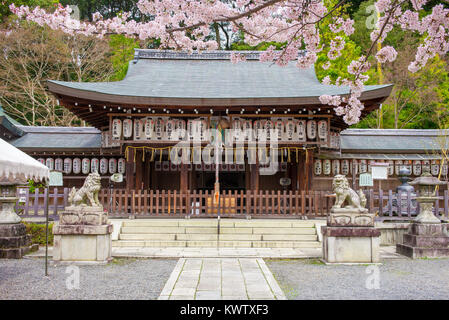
<box><xmin>6</xmin><ymin>0</ymin><xmax>449</xmax><ymax>125</ymax></box>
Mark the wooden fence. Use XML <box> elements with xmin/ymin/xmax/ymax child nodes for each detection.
<box><xmin>14</xmin><ymin>188</ymin><xmax>449</xmax><ymax>220</ymax></box>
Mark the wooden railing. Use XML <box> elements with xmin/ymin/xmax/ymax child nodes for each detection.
<box><xmin>14</xmin><ymin>188</ymin><xmax>449</xmax><ymax>220</ymax></box>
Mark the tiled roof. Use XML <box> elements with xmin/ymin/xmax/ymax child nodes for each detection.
<box><xmin>48</xmin><ymin>49</ymin><xmax>392</xmax><ymax>104</ymax></box>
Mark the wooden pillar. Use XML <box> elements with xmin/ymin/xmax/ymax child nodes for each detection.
<box><xmin>151</xmin><ymin>161</ymin><xmax>157</xmax><ymax>189</ymax></box>
<box><xmin>250</xmin><ymin>164</ymin><xmax>259</xmax><ymax>191</ymax></box>
<box><xmin>304</xmin><ymin>149</ymin><xmax>314</xmax><ymax>192</ymax></box>
<box><xmin>298</xmin><ymin>151</ymin><xmax>306</xmax><ymax>191</ymax></box>
<box><xmin>135</xmin><ymin>149</ymin><xmax>143</xmax><ymax>190</ymax></box>
<box><xmin>143</xmin><ymin>152</ymin><xmax>151</xmax><ymax>190</ymax></box>
<box><xmin>290</xmin><ymin>162</ymin><xmax>298</xmax><ymax>191</ymax></box>
<box><xmin>180</xmin><ymin>163</ymin><xmax>188</xmax><ymax>194</ymax></box>
<box><xmin>125</xmin><ymin>147</ymin><xmax>135</xmax><ymax>190</ymax></box>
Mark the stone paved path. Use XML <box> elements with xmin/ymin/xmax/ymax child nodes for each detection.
<box><xmin>158</xmin><ymin>258</ymin><xmax>287</xmax><ymax>300</ymax></box>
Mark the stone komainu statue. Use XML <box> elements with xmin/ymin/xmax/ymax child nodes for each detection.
<box><xmin>68</xmin><ymin>172</ymin><xmax>102</xmax><ymax>207</ymax></box>
<box><xmin>332</xmin><ymin>174</ymin><xmax>367</xmax><ymax>211</ymax></box>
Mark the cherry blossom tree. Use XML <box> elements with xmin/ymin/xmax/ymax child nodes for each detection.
<box><xmin>7</xmin><ymin>0</ymin><xmax>449</xmax><ymax>125</ymax></box>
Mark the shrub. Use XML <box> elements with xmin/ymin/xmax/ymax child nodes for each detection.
<box><xmin>23</xmin><ymin>222</ymin><xmax>53</xmax><ymax>246</ymax></box>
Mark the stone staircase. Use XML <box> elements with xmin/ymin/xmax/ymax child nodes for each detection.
<box><xmin>113</xmin><ymin>219</ymin><xmax>321</xmax><ymax>248</ymax></box>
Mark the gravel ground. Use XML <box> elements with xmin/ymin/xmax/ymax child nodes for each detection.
<box><xmin>266</xmin><ymin>258</ymin><xmax>449</xmax><ymax>300</ymax></box>
<box><xmin>0</xmin><ymin>257</ymin><xmax>178</xmax><ymax>300</ymax></box>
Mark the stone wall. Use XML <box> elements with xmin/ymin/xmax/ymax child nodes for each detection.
<box><xmin>375</xmin><ymin>221</ymin><xmax>411</xmax><ymax>246</ymax></box>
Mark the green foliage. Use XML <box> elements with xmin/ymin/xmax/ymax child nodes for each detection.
<box><xmin>23</xmin><ymin>222</ymin><xmax>54</xmax><ymax>246</ymax></box>
<box><xmin>315</xmin><ymin>0</ymin><xmax>379</xmax><ymax>85</ymax></box>
<box><xmin>109</xmin><ymin>34</ymin><xmax>139</xmax><ymax>81</ymax></box>
<box><xmin>59</xmin><ymin>0</ymin><xmax>142</xmax><ymax>21</ymax></box>
<box><xmin>27</xmin><ymin>179</ymin><xmax>46</xmax><ymax>193</ymax></box>
<box><xmin>230</xmin><ymin>40</ymin><xmax>285</xmax><ymax>51</ymax></box>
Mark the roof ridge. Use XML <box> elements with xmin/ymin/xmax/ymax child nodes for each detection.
<box><xmin>133</xmin><ymin>49</ymin><xmax>306</xmax><ymax>61</ymax></box>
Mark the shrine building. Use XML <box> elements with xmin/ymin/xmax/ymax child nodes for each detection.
<box><xmin>21</xmin><ymin>49</ymin><xmax>396</xmax><ymax>193</ymax></box>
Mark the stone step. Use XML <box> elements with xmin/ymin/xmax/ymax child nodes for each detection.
<box><xmin>261</xmin><ymin>234</ymin><xmax>318</xmax><ymax>241</ymax></box>
<box><xmin>252</xmin><ymin>241</ymin><xmax>321</xmax><ymax>248</ymax></box>
<box><xmin>219</xmin><ymin>227</ymin><xmax>317</xmax><ymax>235</ymax></box>
<box><xmin>220</xmin><ymin>220</ymin><xmax>315</xmax><ymax>228</ymax></box>
<box><xmin>122</xmin><ymin>219</ymin><xmax>218</xmax><ymax>227</ymax></box>
<box><xmin>118</xmin><ymin>233</ymin><xmax>318</xmax><ymax>242</ymax></box>
<box><xmin>119</xmin><ymin>233</ymin><xmax>177</xmax><ymax>241</ymax></box>
<box><xmin>252</xmin><ymin>227</ymin><xmax>317</xmax><ymax>235</ymax></box>
<box><xmin>115</xmin><ymin>219</ymin><xmax>321</xmax><ymax>249</ymax></box>
<box><xmin>120</xmin><ymin>226</ymin><xmax>220</xmax><ymax>234</ymax></box>
<box><xmin>112</xmin><ymin>240</ymin><xmax>321</xmax><ymax>248</ymax></box>
<box><xmin>121</xmin><ymin>219</ymin><xmax>314</xmax><ymax>228</ymax></box>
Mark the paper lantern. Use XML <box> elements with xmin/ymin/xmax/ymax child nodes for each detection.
<box><xmin>323</xmin><ymin>159</ymin><xmax>331</xmax><ymax>175</ymax></box>
<box><xmin>63</xmin><ymin>158</ymin><xmax>72</xmax><ymax>174</ymax></box>
<box><xmin>144</xmin><ymin>118</ymin><xmax>155</xmax><ymax>139</ymax></box>
<box><xmin>284</xmin><ymin>119</ymin><xmax>295</xmax><ymax>141</ymax></box>
<box><xmin>165</xmin><ymin>119</ymin><xmax>176</xmax><ymax>140</ymax></box>
<box><xmin>45</xmin><ymin>158</ymin><xmax>54</xmax><ymax>170</ymax></box>
<box><xmin>431</xmin><ymin>160</ymin><xmax>440</xmax><ymax>176</ymax></box>
<box><xmin>112</xmin><ymin>119</ymin><xmax>122</xmax><ymax>138</ymax></box>
<box><xmin>274</xmin><ymin>119</ymin><xmax>284</xmax><ymax>141</ymax></box>
<box><xmin>314</xmin><ymin>159</ymin><xmax>322</xmax><ymax>175</ymax></box>
<box><xmin>318</xmin><ymin>120</ymin><xmax>328</xmax><ymax>142</ymax></box>
<box><xmin>332</xmin><ymin>159</ymin><xmax>340</xmax><ymax>175</ymax></box>
<box><xmin>176</xmin><ymin>119</ymin><xmax>186</xmax><ymax>140</ymax></box>
<box><xmin>122</xmin><ymin>119</ymin><xmax>133</xmax><ymax>138</ymax></box>
<box><xmin>90</xmin><ymin>158</ymin><xmax>99</xmax><ymax>173</ymax></box>
<box><xmin>73</xmin><ymin>158</ymin><xmax>81</xmax><ymax>174</ymax></box>
<box><xmin>422</xmin><ymin>160</ymin><xmax>430</xmax><ymax>173</ymax></box>
<box><xmin>100</xmin><ymin>158</ymin><xmax>108</xmax><ymax>174</ymax></box>
<box><xmin>243</xmin><ymin>120</ymin><xmax>253</xmax><ymax>141</ymax></box>
<box><xmin>359</xmin><ymin>159</ymin><xmax>367</xmax><ymax>173</ymax></box>
<box><xmin>118</xmin><ymin>158</ymin><xmax>126</xmax><ymax>174</ymax></box>
<box><xmin>232</xmin><ymin>118</ymin><xmax>242</xmax><ymax>141</ymax></box>
<box><xmin>307</xmin><ymin>120</ymin><xmax>317</xmax><ymax>140</ymax></box>
<box><xmin>155</xmin><ymin>118</ymin><xmax>164</xmax><ymax>140</ymax></box>
<box><xmin>264</xmin><ymin>120</ymin><xmax>273</xmax><ymax>141</ymax></box>
<box><xmin>82</xmin><ymin>158</ymin><xmax>90</xmax><ymax>174</ymax></box>
<box><xmin>109</xmin><ymin>158</ymin><xmax>117</xmax><ymax>174</ymax></box>
<box><xmin>134</xmin><ymin>119</ymin><xmax>143</xmax><ymax>140</ymax></box>
<box><xmin>295</xmin><ymin>120</ymin><xmax>306</xmax><ymax>142</ymax></box>
<box><xmin>341</xmin><ymin>159</ymin><xmax>350</xmax><ymax>175</ymax></box>
<box><xmin>387</xmin><ymin>160</ymin><xmax>394</xmax><ymax>176</ymax></box>
<box><xmin>395</xmin><ymin>160</ymin><xmax>403</xmax><ymax>175</ymax></box>
<box><xmin>413</xmin><ymin>160</ymin><xmax>422</xmax><ymax>176</ymax></box>
<box><xmin>55</xmin><ymin>158</ymin><xmax>63</xmax><ymax>172</ymax></box>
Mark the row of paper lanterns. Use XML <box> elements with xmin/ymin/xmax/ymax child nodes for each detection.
<box><xmin>314</xmin><ymin>159</ymin><xmax>448</xmax><ymax>176</ymax></box>
<box><xmin>111</xmin><ymin>117</ymin><xmax>340</xmax><ymax>147</ymax></box>
<box><xmin>154</xmin><ymin>162</ymin><xmax>289</xmax><ymax>172</ymax></box>
<box><xmin>36</xmin><ymin>158</ymin><xmax>126</xmax><ymax>175</ymax></box>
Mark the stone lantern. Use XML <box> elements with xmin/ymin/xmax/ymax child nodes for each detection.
<box><xmin>0</xmin><ymin>138</ymin><xmax>49</xmax><ymax>258</ymax></box>
<box><xmin>409</xmin><ymin>170</ymin><xmax>445</xmax><ymax>224</ymax></box>
<box><xmin>396</xmin><ymin>169</ymin><xmax>449</xmax><ymax>258</ymax></box>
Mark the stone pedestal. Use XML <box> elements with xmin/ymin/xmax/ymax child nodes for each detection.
<box><xmin>0</xmin><ymin>189</ymin><xmax>37</xmax><ymax>259</ymax></box>
<box><xmin>53</xmin><ymin>206</ymin><xmax>113</xmax><ymax>264</ymax></box>
<box><xmin>0</xmin><ymin>223</ymin><xmax>36</xmax><ymax>259</ymax></box>
<box><xmin>396</xmin><ymin>223</ymin><xmax>449</xmax><ymax>259</ymax></box>
<box><xmin>322</xmin><ymin>209</ymin><xmax>381</xmax><ymax>264</ymax></box>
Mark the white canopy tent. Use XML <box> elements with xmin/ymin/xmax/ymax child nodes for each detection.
<box><xmin>0</xmin><ymin>138</ymin><xmax>49</xmax><ymax>184</ymax></box>
<box><xmin>0</xmin><ymin>138</ymin><xmax>49</xmax><ymax>223</ymax></box>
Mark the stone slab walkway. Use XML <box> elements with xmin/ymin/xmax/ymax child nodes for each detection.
<box><xmin>158</xmin><ymin>258</ymin><xmax>287</xmax><ymax>300</ymax></box>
